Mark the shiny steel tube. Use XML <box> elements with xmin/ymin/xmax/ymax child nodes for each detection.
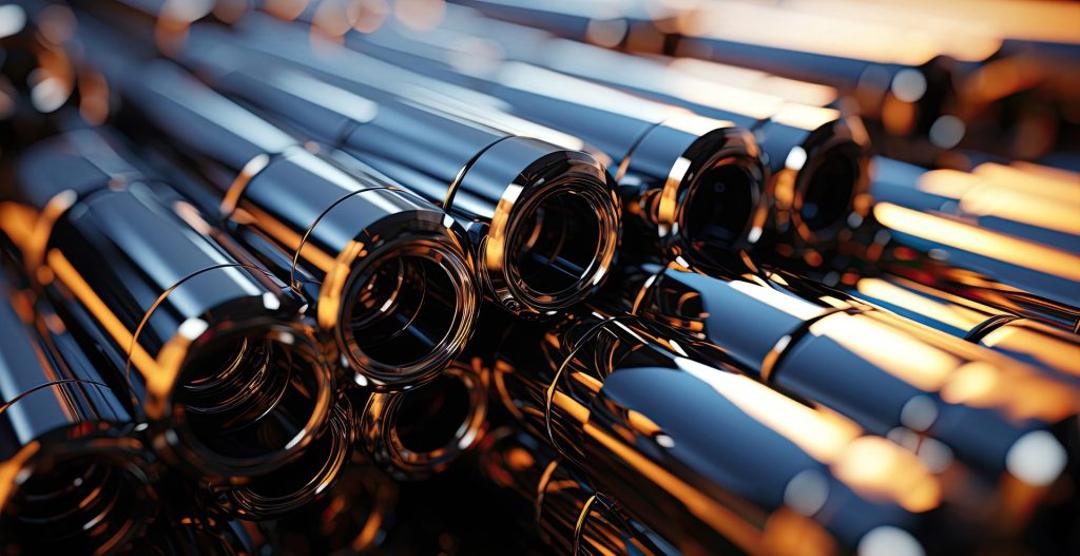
<box><xmin>368</xmin><ymin>6</ymin><xmax>872</xmax><ymax>260</ymax></box>
<box><xmin>492</xmin><ymin>311</ymin><xmax>962</xmax><ymax>555</ymax></box>
<box><xmin>669</xmin><ymin>2</ymin><xmax>962</xmax><ymax>143</ymax></box>
<box><xmin>872</xmin><ymin>156</ymin><xmax>1080</xmax><ymax>254</ymax></box>
<box><xmin>230</xmin><ymin>13</ymin><xmax>757</xmax><ymax>275</ymax></box>
<box><xmin>351</xmin><ymin>360</ymin><xmax>489</xmax><ymax>479</ymax></box>
<box><xmin>0</xmin><ymin>128</ymin><xmax>335</xmax><ymax>482</ymax></box>
<box><xmin>215</xmin><ymin>397</ymin><xmax>353</xmax><ymax>519</ymax></box>
<box><xmin>862</xmin><ymin>195</ymin><xmax>1080</xmax><ymax>333</ymax></box>
<box><xmin>72</xmin><ymin>22</ymin><xmax>480</xmax><ymax>388</ymax></box>
<box><xmin>449</xmin><ymin>0</ymin><xmax>680</xmax><ymax>52</ymax></box>
<box><xmin>478</xmin><ymin>427</ymin><xmax>678</xmax><ymax>555</ymax></box>
<box><xmin>844</xmin><ymin>273</ymin><xmax>1080</xmax><ymax>386</ymax></box>
<box><xmin>0</xmin><ymin>268</ymin><xmax>157</xmax><ymax>555</ymax></box>
<box><xmin>615</xmin><ymin>262</ymin><xmax>1080</xmax><ymax>498</ymax></box>
<box><xmin>169</xmin><ymin>19</ymin><xmax>620</xmax><ymax>318</ymax></box>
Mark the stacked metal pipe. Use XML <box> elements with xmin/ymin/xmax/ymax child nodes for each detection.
<box><xmin>0</xmin><ymin>1</ymin><xmax>1077</xmax><ymax>554</ymax></box>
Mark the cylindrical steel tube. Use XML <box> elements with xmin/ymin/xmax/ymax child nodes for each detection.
<box><xmin>363</xmin><ymin>6</ymin><xmax>872</xmax><ymax>261</ymax></box>
<box><xmin>871</xmin><ymin>156</ymin><xmax>1080</xmax><ymax>254</ymax></box>
<box><xmin>226</xmin><ymin>13</ymin><xmax>756</xmax><ymax>275</ymax></box>
<box><xmin>491</xmin><ymin>311</ymin><xmax>961</xmax><ymax>555</ymax></box>
<box><xmin>1</xmin><ymin>128</ymin><xmax>335</xmax><ymax>481</ymax></box>
<box><xmin>862</xmin><ymin>196</ymin><xmax>1080</xmax><ymax>333</ymax></box>
<box><xmin>669</xmin><ymin>2</ymin><xmax>965</xmax><ymax>142</ymax></box>
<box><xmin>446</xmin><ymin>0</ymin><xmax>680</xmax><ymax>52</ymax></box>
<box><xmin>616</xmin><ymin>262</ymin><xmax>1080</xmax><ymax>496</ymax></box>
<box><xmin>844</xmin><ymin>272</ymin><xmax>1080</xmax><ymax>386</ymax></box>
<box><xmin>166</xmin><ymin>19</ymin><xmax>621</xmax><ymax>318</ymax></box>
<box><xmin>0</xmin><ymin>264</ymin><xmax>157</xmax><ymax>555</ymax></box>
<box><xmin>71</xmin><ymin>21</ymin><xmax>481</xmax><ymax>388</ymax></box>
<box><xmin>351</xmin><ymin>359</ymin><xmax>489</xmax><ymax>480</ymax></box>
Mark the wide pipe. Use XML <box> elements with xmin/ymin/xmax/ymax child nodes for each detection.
<box><xmin>0</xmin><ymin>267</ymin><xmax>158</xmax><ymax>555</ymax></box>
<box><xmin>232</xmin><ymin>14</ymin><xmax>757</xmax><ymax>276</ymax></box>
<box><xmin>1</xmin><ymin>128</ymin><xmax>335</xmax><ymax>484</ymax></box>
<box><xmin>72</xmin><ymin>20</ymin><xmax>480</xmax><ymax>389</ymax></box>
<box><xmin>491</xmin><ymin>311</ymin><xmax>959</xmax><ymax>554</ymax></box>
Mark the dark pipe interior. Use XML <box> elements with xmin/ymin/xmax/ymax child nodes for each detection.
<box><xmin>511</xmin><ymin>190</ymin><xmax>602</xmax><ymax>296</ymax></box>
<box><xmin>394</xmin><ymin>374</ymin><xmax>472</xmax><ymax>454</ymax></box>
<box><xmin>348</xmin><ymin>255</ymin><xmax>459</xmax><ymax>368</ymax></box>
<box><xmin>179</xmin><ymin>337</ymin><xmax>319</xmax><ymax>462</ymax></box>
<box><xmin>800</xmin><ymin>145</ymin><xmax>860</xmax><ymax>233</ymax></box>
<box><xmin>2</xmin><ymin>455</ymin><xmax>147</xmax><ymax>552</ymax></box>
<box><xmin>682</xmin><ymin>163</ymin><xmax>757</xmax><ymax>248</ymax></box>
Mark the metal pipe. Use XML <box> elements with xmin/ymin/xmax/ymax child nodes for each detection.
<box><xmin>70</xmin><ymin>19</ymin><xmax>481</xmax><ymax>388</ymax></box>
<box><xmin>224</xmin><ymin>13</ymin><xmax>756</xmax><ymax>276</ymax></box>
<box><xmin>491</xmin><ymin>310</ymin><xmax>963</xmax><ymax>554</ymax></box>
<box><xmin>0</xmin><ymin>127</ymin><xmax>336</xmax><ymax>483</ymax></box>
<box><xmin>0</xmin><ymin>260</ymin><xmax>157</xmax><ymax>555</ymax></box>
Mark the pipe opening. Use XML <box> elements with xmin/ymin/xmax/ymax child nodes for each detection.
<box><xmin>225</xmin><ymin>403</ymin><xmax>353</xmax><ymax>518</ymax></box>
<box><xmin>682</xmin><ymin>163</ymin><xmax>758</xmax><ymax>249</ymax></box>
<box><xmin>176</xmin><ymin>332</ymin><xmax>328</xmax><ymax>470</ymax></box>
<box><xmin>395</xmin><ymin>373</ymin><xmax>472</xmax><ymax>453</ymax></box>
<box><xmin>799</xmin><ymin>143</ymin><xmax>861</xmax><ymax>233</ymax></box>
<box><xmin>363</xmin><ymin>363</ymin><xmax>487</xmax><ymax>477</ymax></box>
<box><xmin>1</xmin><ymin>454</ymin><xmax>151</xmax><ymax>553</ymax></box>
<box><xmin>509</xmin><ymin>187</ymin><xmax>608</xmax><ymax>299</ymax></box>
<box><xmin>347</xmin><ymin>254</ymin><xmax>461</xmax><ymax>369</ymax></box>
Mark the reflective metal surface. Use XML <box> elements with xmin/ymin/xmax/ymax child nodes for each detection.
<box><xmin>71</xmin><ymin>19</ymin><xmax>481</xmax><ymax>388</ymax></box>
<box><xmin>0</xmin><ymin>2</ymin><xmax>1076</xmax><ymax>554</ymax></box>
<box><xmin>0</xmin><ymin>264</ymin><xmax>157</xmax><ymax>555</ymax></box>
<box><xmin>225</xmin><ymin>13</ymin><xmax>765</xmax><ymax>275</ymax></box>
<box><xmin>171</xmin><ymin>16</ymin><xmax>621</xmax><ymax>318</ymax></box>
<box><xmin>617</xmin><ymin>262</ymin><xmax>1080</xmax><ymax>499</ymax></box>
<box><xmin>491</xmin><ymin>310</ymin><xmax>966</xmax><ymax>554</ymax></box>
<box><xmin>1</xmin><ymin>127</ymin><xmax>335</xmax><ymax>484</ymax></box>
<box><xmin>366</xmin><ymin>5</ymin><xmax>871</xmax><ymax>260</ymax></box>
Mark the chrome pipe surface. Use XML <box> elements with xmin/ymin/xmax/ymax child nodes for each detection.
<box><xmin>615</xmin><ymin>262</ymin><xmax>1080</xmax><ymax>500</ymax></box>
<box><xmin>1</xmin><ymin>128</ymin><xmax>335</xmax><ymax>482</ymax></box>
<box><xmin>0</xmin><ymin>266</ymin><xmax>158</xmax><ymax>555</ymax></box>
<box><xmin>70</xmin><ymin>20</ymin><xmax>481</xmax><ymax>389</ymax></box>
<box><xmin>491</xmin><ymin>310</ymin><xmax>962</xmax><ymax>555</ymax></box>
<box><xmin>362</xmin><ymin>6</ymin><xmax>871</xmax><ymax>261</ymax></box>
<box><xmin>842</xmin><ymin>272</ymin><xmax>1080</xmax><ymax>385</ymax></box>
<box><xmin>169</xmin><ymin>18</ymin><xmax>621</xmax><ymax>319</ymax></box>
<box><xmin>227</xmin><ymin>14</ymin><xmax>754</xmax><ymax>276</ymax></box>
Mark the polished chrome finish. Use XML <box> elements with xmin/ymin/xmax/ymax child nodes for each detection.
<box><xmin>492</xmin><ymin>311</ymin><xmax>960</xmax><ymax>554</ymax></box>
<box><xmin>71</xmin><ymin>22</ymin><xmax>480</xmax><ymax>387</ymax></box>
<box><xmin>450</xmin><ymin>0</ymin><xmax>680</xmax><ymax>52</ymax></box>
<box><xmin>619</xmin><ymin>262</ymin><xmax>1080</xmax><ymax>498</ymax></box>
<box><xmin>3</xmin><ymin>128</ymin><xmax>335</xmax><ymax>480</ymax></box>
<box><xmin>670</xmin><ymin>2</ymin><xmax>961</xmax><ymax>143</ymax></box>
<box><xmin>355</xmin><ymin>360</ymin><xmax>489</xmax><ymax>479</ymax></box>
<box><xmin>217</xmin><ymin>397</ymin><xmax>354</xmax><ymax>519</ymax></box>
<box><xmin>366</xmin><ymin>6</ymin><xmax>870</xmax><ymax>259</ymax></box>
<box><xmin>271</xmin><ymin>13</ymin><xmax>763</xmax><ymax>274</ymax></box>
<box><xmin>171</xmin><ymin>19</ymin><xmax>620</xmax><ymax>318</ymax></box>
<box><xmin>862</xmin><ymin>157</ymin><xmax>1080</xmax><ymax>333</ymax></box>
<box><xmin>845</xmin><ymin>272</ymin><xmax>1080</xmax><ymax>384</ymax></box>
<box><xmin>0</xmin><ymin>266</ymin><xmax>157</xmax><ymax>555</ymax></box>
<box><xmin>871</xmin><ymin>156</ymin><xmax>1080</xmax><ymax>253</ymax></box>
